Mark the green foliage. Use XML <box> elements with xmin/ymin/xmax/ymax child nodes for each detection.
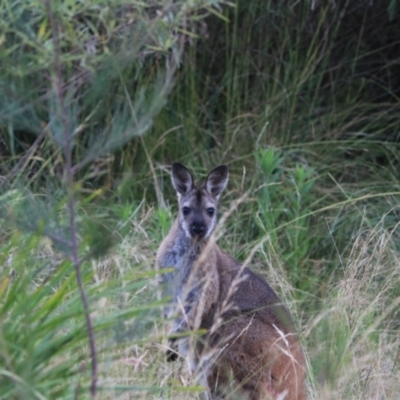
<box><xmin>1</xmin><ymin>0</ymin><xmax>400</xmax><ymax>398</ymax></box>
<box><xmin>256</xmin><ymin>148</ymin><xmax>316</xmax><ymax>289</ymax></box>
<box><xmin>0</xmin><ymin>0</ymin><xmax>231</xmax><ymax>186</ymax></box>
<box><xmin>1</xmin><ymin>1</ymin><xmax>232</xmax><ymax>398</ymax></box>
<box><xmin>0</xmin><ymin>228</ymin><xmax>89</xmax><ymax>399</ymax></box>
<box><xmin>152</xmin><ymin>206</ymin><xmax>173</xmax><ymax>242</ymax></box>
<box><xmin>0</xmin><ymin>214</ymin><xmax>169</xmax><ymax>399</ymax></box>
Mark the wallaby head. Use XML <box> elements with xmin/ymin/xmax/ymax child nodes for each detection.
<box><xmin>171</xmin><ymin>162</ymin><xmax>228</xmax><ymax>240</ymax></box>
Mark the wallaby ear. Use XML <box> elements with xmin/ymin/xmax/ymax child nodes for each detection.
<box><xmin>171</xmin><ymin>162</ymin><xmax>194</xmax><ymax>196</ymax></box>
<box><xmin>205</xmin><ymin>165</ymin><xmax>229</xmax><ymax>199</ymax></box>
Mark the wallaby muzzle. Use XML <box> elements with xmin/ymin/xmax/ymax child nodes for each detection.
<box><xmin>191</xmin><ymin>221</ymin><xmax>206</xmax><ymax>238</ymax></box>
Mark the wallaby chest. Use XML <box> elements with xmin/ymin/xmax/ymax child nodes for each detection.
<box><xmin>158</xmin><ymin>222</ymin><xmax>204</xmax><ymax>295</ymax></box>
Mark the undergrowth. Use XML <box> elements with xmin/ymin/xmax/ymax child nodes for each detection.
<box><xmin>1</xmin><ymin>0</ymin><xmax>400</xmax><ymax>398</ymax></box>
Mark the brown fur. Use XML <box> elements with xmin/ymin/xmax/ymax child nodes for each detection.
<box><xmin>157</xmin><ymin>163</ymin><xmax>306</xmax><ymax>400</ymax></box>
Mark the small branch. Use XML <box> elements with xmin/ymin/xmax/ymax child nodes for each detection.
<box><xmin>46</xmin><ymin>1</ymin><xmax>97</xmax><ymax>397</ymax></box>
<box><xmin>71</xmin><ymin>10</ymin><xmax>186</xmax><ymax>176</ymax></box>
<box><xmin>42</xmin><ymin>229</ymin><xmax>73</xmax><ymax>249</ymax></box>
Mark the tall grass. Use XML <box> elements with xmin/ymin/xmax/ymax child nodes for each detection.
<box><xmin>1</xmin><ymin>0</ymin><xmax>400</xmax><ymax>398</ymax></box>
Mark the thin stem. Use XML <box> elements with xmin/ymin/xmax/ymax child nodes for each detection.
<box><xmin>46</xmin><ymin>1</ymin><xmax>97</xmax><ymax>397</ymax></box>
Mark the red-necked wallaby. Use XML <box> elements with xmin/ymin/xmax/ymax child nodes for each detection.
<box><xmin>157</xmin><ymin>163</ymin><xmax>306</xmax><ymax>400</ymax></box>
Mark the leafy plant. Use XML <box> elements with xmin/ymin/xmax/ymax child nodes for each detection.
<box><xmin>256</xmin><ymin>148</ymin><xmax>316</xmax><ymax>288</ymax></box>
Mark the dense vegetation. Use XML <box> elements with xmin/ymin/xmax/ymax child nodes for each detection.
<box><xmin>1</xmin><ymin>0</ymin><xmax>400</xmax><ymax>398</ymax></box>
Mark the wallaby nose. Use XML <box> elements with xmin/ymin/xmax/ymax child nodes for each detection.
<box><xmin>191</xmin><ymin>223</ymin><xmax>205</xmax><ymax>236</ymax></box>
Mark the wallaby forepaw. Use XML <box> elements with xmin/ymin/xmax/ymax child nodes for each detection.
<box><xmin>166</xmin><ymin>338</ymin><xmax>179</xmax><ymax>362</ymax></box>
<box><xmin>166</xmin><ymin>347</ymin><xmax>179</xmax><ymax>362</ymax></box>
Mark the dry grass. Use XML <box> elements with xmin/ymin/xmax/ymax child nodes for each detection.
<box><xmin>305</xmin><ymin>219</ymin><xmax>400</xmax><ymax>400</ymax></box>
<box><xmin>87</xmin><ymin>205</ymin><xmax>400</xmax><ymax>400</ymax></box>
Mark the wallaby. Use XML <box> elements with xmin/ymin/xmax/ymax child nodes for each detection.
<box><xmin>157</xmin><ymin>163</ymin><xmax>306</xmax><ymax>400</ymax></box>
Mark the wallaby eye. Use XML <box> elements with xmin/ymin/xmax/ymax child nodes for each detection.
<box><xmin>207</xmin><ymin>208</ymin><xmax>215</xmax><ymax>216</ymax></box>
<box><xmin>182</xmin><ymin>207</ymin><xmax>190</xmax><ymax>215</ymax></box>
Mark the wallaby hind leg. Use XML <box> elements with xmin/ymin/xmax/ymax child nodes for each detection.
<box><xmin>205</xmin><ymin>319</ymin><xmax>305</xmax><ymax>400</ymax></box>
